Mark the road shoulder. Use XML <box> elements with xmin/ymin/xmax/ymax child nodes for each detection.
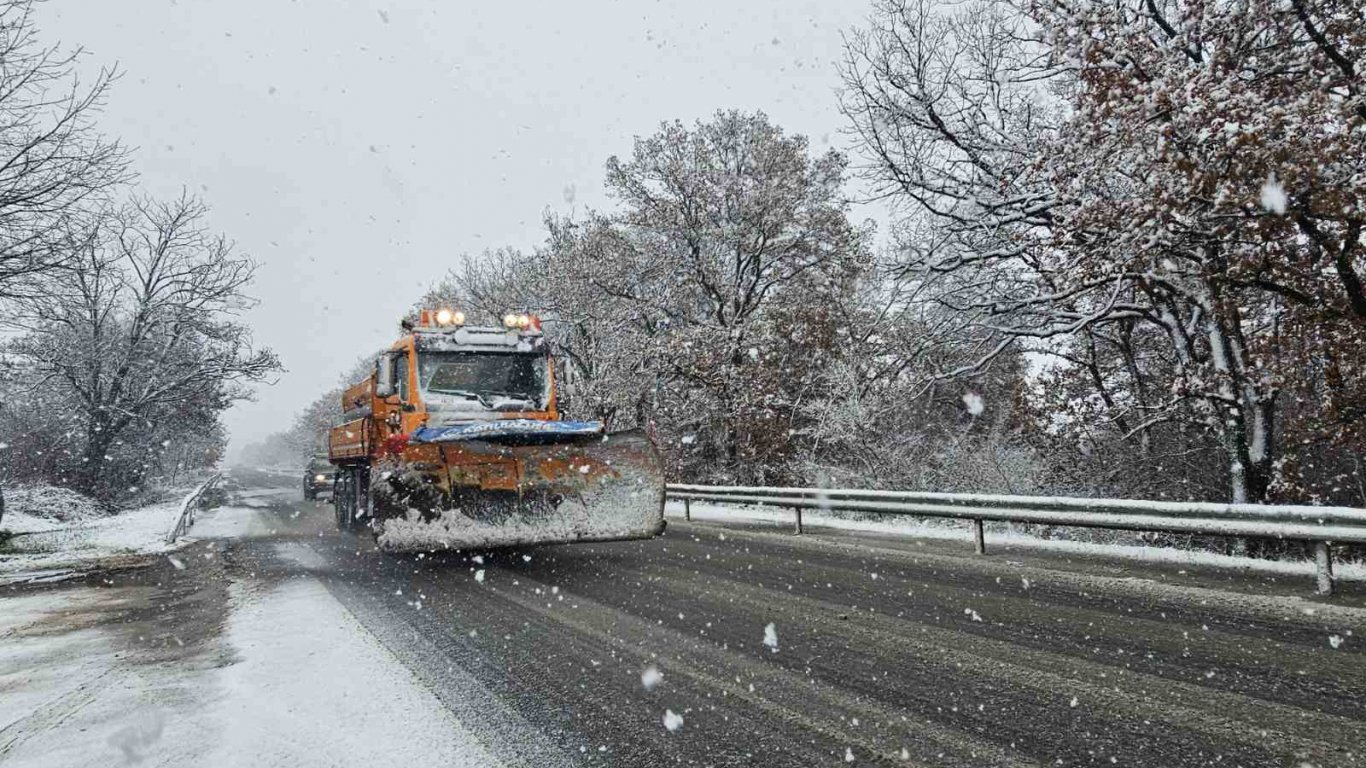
<box><xmin>1</xmin><ymin>524</ymin><xmax>502</xmax><ymax>767</ymax></box>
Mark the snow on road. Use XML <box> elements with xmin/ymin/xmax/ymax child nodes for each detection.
<box><xmin>0</xmin><ymin>571</ymin><xmax>501</xmax><ymax>767</ymax></box>
<box><xmin>1</xmin><ymin>487</ymin><xmax>503</xmax><ymax>768</ymax></box>
<box><xmin>189</xmin><ymin>504</ymin><xmax>273</xmax><ymax>539</ymax></box>
<box><xmin>0</xmin><ymin>584</ymin><xmax>211</xmax><ymax>767</ymax></box>
<box><xmin>204</xmin><ymin>577</ymin><xmax>498</xmax><ymax>768</ymax></box>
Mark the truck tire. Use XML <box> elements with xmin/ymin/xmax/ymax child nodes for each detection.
<box><xmin>352</xmin><ymin>466</ymin><xmax>370</xmax><ymax>533</ymax></box>
<box><xmin>334</xmin><ymin>466</ymin><xmax>370</xmax><ymax>533</ymax></box>
<box><xmin>334</xmin><ymin>470</ymin><xmax>353</xmax><ymax>531</ymax></box>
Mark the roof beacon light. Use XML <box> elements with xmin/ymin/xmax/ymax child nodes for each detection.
<box><xmin>418</xmin><ymin>308</ymin><xmax>466</xmax><ymax>328</ymax></box>
<box><xmin>501</xmin><ymin>312</ymin><xmax>542</xmax><ymax>333</ymax></box>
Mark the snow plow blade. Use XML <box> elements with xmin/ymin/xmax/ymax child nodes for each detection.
<box><xmin>371</xmin><ymin>425</ymin><xmax>665</xmax><ymax>552</ymax></box>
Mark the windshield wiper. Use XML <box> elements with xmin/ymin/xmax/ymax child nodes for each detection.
<box><xmin>430</xmin><ymin>388</ymin><xmax>492</xmax><ymax>408</ymax></box>
<box><xmin>483</xmin><ymin>390</ymin><xmax>538</xmax><ymax>407</ymax></box>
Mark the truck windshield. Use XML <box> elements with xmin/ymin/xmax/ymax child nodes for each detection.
<box><xmin>418</xmin><ymin>352</ymin><xmax>546</xmax><ymax>407</ymax></box>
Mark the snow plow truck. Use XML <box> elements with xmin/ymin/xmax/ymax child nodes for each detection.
<box><xmin>327</xmin><ymin>308</ymin><xmax>666</xmax><ymax>551</ymax></box>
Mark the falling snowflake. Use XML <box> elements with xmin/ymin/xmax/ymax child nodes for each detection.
<box><xmin>962</xmin><ymin>392</ymin><xmax>984</xmax><ymax>416</ymax></box>
<box><xmin>1329</xmin><ymin>634</ymin><xmax>1344</xmax><ymax>649</ymax></box>
<box><xmin>663</xmin><ymin>710</ymin><xmax>684</xmax><ymax>731</ymax></box>
<box><xmin>641</xmin><ymin>665</ymin><xmax>663</xmax><ymax>691</ymax></box>
<box><xmin>763</xmin><ymin>622</ymin><xmax>779</xmax><ymax>652</ymax></box>
<box><xmin>1069</xmin><ymin>696</ymin><xmax>1079</xmax><ymax>708</ymax></box>
<box><xmin>1260</xmin><ymin>172</ymin><xmax>1287</xmax><ymax>214</ymax></box>
<box><xmin>845</xmin><ymin>747</ymin><xmax>855</xmax><ymax>762</ymax></box>
<box><xmin>475</xmin><ymin>569</ymin><xmax>486</xmax><ymax>583</ymax></box>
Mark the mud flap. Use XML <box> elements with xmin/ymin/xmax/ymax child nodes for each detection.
<box><xmin>374</xmin><ymin>429</ymin><xmax>665</xmax><ymax>552</ymax></box>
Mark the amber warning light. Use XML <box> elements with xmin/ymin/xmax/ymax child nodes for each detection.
<box><xmin>418</xmin><ymin>308</ymin><xmax>466</xmax><ymax>327</ymax></box>
<box><xmin>502</xmin><ymin>312</ymin><xmax>542</xmax><ymax>332</ymax></box>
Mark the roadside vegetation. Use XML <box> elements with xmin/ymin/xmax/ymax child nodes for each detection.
<box><xmin>0</xmin><ymin>0</ymin><xmax>279</xmax><ymax>509</ymax></box>
<box><xmin>266</xmin><ymin>0</ymin><xmax>1366</xmax><ymax>522</ymax></box>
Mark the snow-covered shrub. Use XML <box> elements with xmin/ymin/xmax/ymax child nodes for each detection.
<box><xmin>4</xmin><ymin>484</ymin><xmax>108</xmax><ymax>523</ymax></box>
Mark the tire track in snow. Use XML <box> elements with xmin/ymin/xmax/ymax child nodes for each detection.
<box><xmin>645</xmin><ymin>563</ymin><xmax>1361</xmax><ymax>767</ymax></box>
<box><xmin>487</xmin><ymin>569</ymin><xmax>1042</xmax><ymax>768</ymax></box>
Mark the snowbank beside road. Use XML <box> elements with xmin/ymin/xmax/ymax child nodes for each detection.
<box><xmin>3</xmin><ymin>485</ymin><xmax>106</xmax><ymax>523</ymax></box>
<box><xmin>1</xmin><ymin>496</ymin><xmax>189</xmax><ymax>583</ymax></box>
<box><xmin>668</xmin><ymin>501</ymin><xmax>1366</xmax><ymax>583</ymax></box>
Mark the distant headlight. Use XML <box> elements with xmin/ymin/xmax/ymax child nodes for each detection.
<box><xmin>314</xmin><ymin>474</ymin><xmax>327</xmax><ymax>482</ymax></box>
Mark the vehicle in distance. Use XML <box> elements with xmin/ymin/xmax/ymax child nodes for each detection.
<box><xmin>302</xmin><ymin>456</ymin><xmax>334</xmax><ymax>500</ymax></box>
<box><xmin>326</xmin><ymin>308</ymin><xmax>665</xmax><ymax>551</ymax></box>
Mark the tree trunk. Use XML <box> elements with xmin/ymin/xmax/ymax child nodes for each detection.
<box><xmin>78</xmin><ymin>422</ymin><xmax>117</xmax><ymax>498</ymax></box>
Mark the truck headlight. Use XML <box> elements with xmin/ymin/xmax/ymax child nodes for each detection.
<box><xmin>314</xmin><ymin>474</ymin><xmax>327</xmax><ymax>482</ymax></box>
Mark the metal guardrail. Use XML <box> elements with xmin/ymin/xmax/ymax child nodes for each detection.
<box><xmin>165</xmin><ymin>474</ymin><xmax>221</xmax><ymax>543</ymax></box>
<box><xmin>666</xmin><ymin>484</ymin><xmax>1366</xmax><ymax>596</ymax></box>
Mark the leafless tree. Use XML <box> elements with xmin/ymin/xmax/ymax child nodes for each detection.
<box><xmin>7</xmin><ymin>194</ymin><xmax>278</xmax><ymax>498</ymax></box>
<box><xmin>0</xmin><ymin>0</ymin><xmax>128</xmax><ymax>302</ymax></box>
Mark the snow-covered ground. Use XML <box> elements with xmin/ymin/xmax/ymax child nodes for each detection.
<box><xmin>667</xmin><ymin>501</ymin><xmax>1366</xmax><ymax>583</ymax></box>
<box><xmin>0</xmin><ymin>489</ymin><xmax>502</xmax><ymax>767</ymax></box>
<box><xmin>1</xmin><ymin>497</ymin><xmax>193</xmax><ymax>584</ymax></box>
<box><xmin>203</xmin><ymin>577</ymin><xmax>498</xmax><ymax>767</ymax></box>
<box><xmin>0</xmin><ymin>480</ymin><xmax>270</xmax><ymax>584</ymax></box>
<box><xmin>0</xmin><ymin>576</ymin><xmax>499</xmax><ymax>767</ymax></box>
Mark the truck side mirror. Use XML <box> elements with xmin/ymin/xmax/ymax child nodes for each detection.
<box><xmin>375</xmin><ymin>353</ymin><xmax>396</xmax><ymax>397</ymax></box>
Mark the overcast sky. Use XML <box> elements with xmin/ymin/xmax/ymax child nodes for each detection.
<box><xmin>40</xmin><ymin>0</ymin><xmax>883</xmax><ymax>457</ymax></box>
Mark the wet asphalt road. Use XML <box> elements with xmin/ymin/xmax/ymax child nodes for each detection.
<box><xmin>222</xmin><ymin>475</ymin><xmax>1366</xmax><ymax>767</ymax></box>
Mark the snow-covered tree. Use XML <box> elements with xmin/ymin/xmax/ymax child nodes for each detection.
<box><xmin>423</xmin><ymin>112</ymin><xmax>872</xmax><ymax>483</ymax></box>
<box><xmin>0</xmin><ymin>0</ymin><xmax>127</xmax><ymax>303</ymax></box>
<box><xmin>595</xmin><ymin>111</ymin><xmax>871</xmax><ymax>480</ymax></box>
<box><xmin>843</xmin><ymin>0</ymin><xmax>1366</xmax><ymax>504</ymax></box>
<box><xmin>4</xmin><ymin>195</ymin><xmax>278</xmax><ymax>500</ymax></box>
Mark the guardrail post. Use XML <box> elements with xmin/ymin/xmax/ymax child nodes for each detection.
<box><xmin>794</xmin><ymin>506</ymin><xmax>803</xmax><ymax>535</ymax></box>
<box><xmin>1314</xmin><ymin>542</ymin><xmax>1334</xmax><ymax>596</ymax></box>
<box><xmin>972</xmin><ymin>519</ymin><xmax>986</xmax><ymax>555</ymax></box>
<box><xmin>684</xmin><ymin>498</ymin><xmax>691</xmax><ymax>522</ymax></box>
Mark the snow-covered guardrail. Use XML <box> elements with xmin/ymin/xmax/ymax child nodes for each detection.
<box><xmin>165</xmin><ymin>474</ymin><xmax>221</xmax><ymax>543</ymax></box>
<box><xmin>665</xmin><ymin>484</ymin><xmax>1366</xmax><ymax>596</ymax></box>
